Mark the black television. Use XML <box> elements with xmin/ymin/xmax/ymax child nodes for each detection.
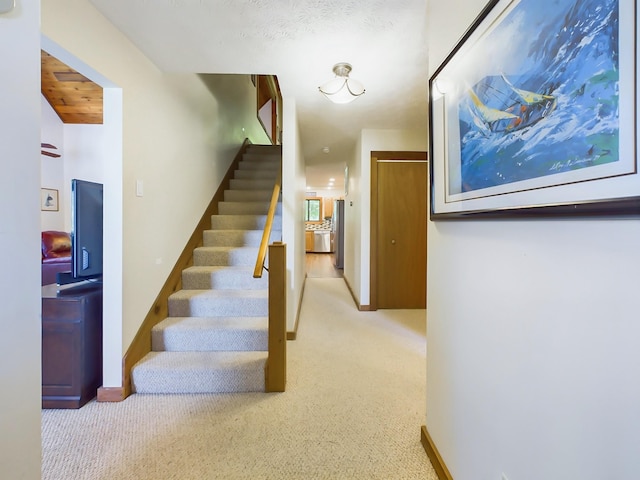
<box><xmin>57</xmin><ymin>179</ymin><xmax>103</xmax><ymax>286</ymax></box>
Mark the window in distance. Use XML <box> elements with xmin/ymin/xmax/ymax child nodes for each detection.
<box><xmin>304</xmin><ymin>198</ymin><xmax>321</xmax><ymax>222</ymax></box>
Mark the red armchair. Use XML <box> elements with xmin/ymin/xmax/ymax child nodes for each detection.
<box><xmin>42</xmin><ymin>231</ymin><xmax>72</xmax><ymax>285</ymax></box>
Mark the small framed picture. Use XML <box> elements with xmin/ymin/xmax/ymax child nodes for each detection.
<box><xmin>41</xmin><ymin>188</ymin><xmax>59</xmax><ymax>211</ymax></box>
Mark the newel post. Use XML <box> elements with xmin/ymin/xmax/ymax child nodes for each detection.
<box><xmin>266</xmin><ymin>242</ymin><xmax>286</xmax><ymax>392</ymax></box>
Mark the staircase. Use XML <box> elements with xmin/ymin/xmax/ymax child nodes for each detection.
<box><xmin>131</xmin><ymin>144</ymin><xmax>282</xmax><ymax>394</ymax></box>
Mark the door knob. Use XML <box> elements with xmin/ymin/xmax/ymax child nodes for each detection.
<box><xmin>391</xmin><ymin>239</ymin><xmax>396</xmax><ymax>245</ymax></box>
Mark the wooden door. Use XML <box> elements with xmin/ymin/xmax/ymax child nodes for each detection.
<box><xmin>372</xmin><ymin>153</ymin><xmax>427</xmax><ymax>309</ymax></box>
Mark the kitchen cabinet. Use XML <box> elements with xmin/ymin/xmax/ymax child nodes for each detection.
<box><xmin>305</xmin><ymin>231</ymin><xmax>314</xmax><ymax>252</ymax></box>
<box><xmin>323</xmin><ymin>197</ymin><xmax>334</xmax><ymax>219</ymax></box>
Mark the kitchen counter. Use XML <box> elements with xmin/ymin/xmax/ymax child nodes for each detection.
<box><xmin>305</xmin><ymin>230</ymin><xmax>333</xmax><ymax>252</ymax></box>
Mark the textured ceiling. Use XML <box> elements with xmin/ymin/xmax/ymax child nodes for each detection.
<box><xmin>88</xmin><ymin>0</ymin><xmax>429</xmax><ymax>191</ymax></box>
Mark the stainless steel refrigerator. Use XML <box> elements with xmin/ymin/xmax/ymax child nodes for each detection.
<box><xmin>332</xmin><ymin>200</ymin><xmax>345</xmax><ymax>269</ymax></box>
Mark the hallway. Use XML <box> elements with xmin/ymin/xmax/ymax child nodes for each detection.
<box><xmin>305</xmin><ymin>252</ymin><xmax>343</xmax><ymax>278</ymax></box>
<box><xmin>42</xmin><ymin>269</ymin><xmax>433</xmax><ymax>479</ymax></box>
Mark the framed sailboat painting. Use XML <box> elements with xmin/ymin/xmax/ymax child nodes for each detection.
<box><xmin>429</xmin><ymin>0</ymin><xmax>640</xmax><ymax>218</ymax></box>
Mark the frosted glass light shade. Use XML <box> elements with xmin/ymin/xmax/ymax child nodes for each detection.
<box><xmin>318</xmin><ymin>63</ymin><xmax>365</xmax><ymax>104</ymax></box>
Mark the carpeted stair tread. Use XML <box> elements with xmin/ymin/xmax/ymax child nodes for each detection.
<box><xmin>152</xmin><ymin>316</ymin><xmax>268</xmax><ymax>351</ymax></box>
<box><xmin>210</xmin><ymin>214</ymin><xmax>282</xmax><ymax>230</ymax></box>
<box><xmin>182</xmin><ymin>265</ymin><xmax>268</xmax><ymax>290</ymax></box>
<box><xmin>131</xmin><ymin>351</ymin><xmax>267</xmax><ymax>394</ymax></box>
<box><xmin>223</xmin><ymin>189</ymin><xmax>274</xmax><ymax>202</ymax></box>
<box><xmin>168</xmin><ymin>289</ymin><xmax>269</xmax><ymax>317</ymax></box>
<box><xmin>242</xmin><ymin>152</ymin><xmax>280</xmax><ymax>161</ymax></box>
<box><xmin>230</xmin><ymin>178</ymin><xmax>278</xmax><ymax>190</ymax></box>
<box><xmin>233</xmin><ymin>169</ymin><xmax>278</xmax><ymax>180</ymax></box>
<box><xmin>218</xmin><ymin>201</ymin><xmax>282</xmax><ymax>216</ymax></box>
<box><xmin>237</xmin><ymin>160</ymin><xmax>280</xmax><ymax>171</ymax></box>
<box><xmin>202</xmin><ymin>229</ymin><xmax>281</xmax><ymax>247</ymax></box>
<box><xmin>193</xmin><ymin>246</ymin><xmax>260</xmax><ymax>266</ymax></box>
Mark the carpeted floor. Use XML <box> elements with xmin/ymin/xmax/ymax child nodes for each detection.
<box><xmin>42</xmin><ymin>277</ymin><xmax>436</xmax><ymax>479</ymax></box>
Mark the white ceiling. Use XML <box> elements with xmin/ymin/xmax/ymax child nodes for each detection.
<box><xmin>88</xmin><ymin>0</ymin><xmax>430</xmax><ymax>191</ymax></box>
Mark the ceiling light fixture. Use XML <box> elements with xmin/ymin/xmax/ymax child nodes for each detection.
<box><xmin>318</xmin><ymin>63</ymin><xmax>365</xmax><ymax>104</ymax></box>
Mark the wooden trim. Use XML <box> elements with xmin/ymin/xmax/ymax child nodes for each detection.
<box><xmin>343</xmin><ymin>275</ymin><xmax>359</xmax><ymax>307</ymax></box>
<box><xmin>108</xmin><ymin>139</ymin><xmax>253</xmax><ymax>401</ymax></box>
<box><xmin>421</xmin><ymin>425</ymin><xmax>453</xmax><ymax>480</ymax></box>
<box><xmin>342</xmin><ymin>275</ymin><xmax>372</xmax><ymax>311</ymax></box>
<box><xmin>370</xmin><ymin>154</ymin><xmax>379</xmax><ymax>311</ymax></box>
<box><xmin>256</xmin><ymin>75</ymin><xmax>282</xmax><ymax>145</ymax></box>
<box><xmin>96</xmin><ymin>386</ymin><xmax>125</xmax><ymax>402</ymax></box>
<box><xmin>265</xmin><ymin>242</ymin><xmax>286</xmax><ymax>392</ymax></box>
<box><xmin>287</xmin><ymin>272</ymin><xmax>307</xmax><ymax>341</ymax></box>
<box><xmin>370</xmin><ymin>151</ymin><xmax>428</xmax><ymax>312</ymax></box>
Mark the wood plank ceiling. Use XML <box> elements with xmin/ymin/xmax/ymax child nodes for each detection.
<box><xmin>41</xmin><ymin>51</ymin><xmax>103</xmax><ymax>124</ymax></box>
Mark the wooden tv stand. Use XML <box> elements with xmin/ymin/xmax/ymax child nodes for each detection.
<box><xmin>41</xmin><ymin>281</ymin><xmax>103</xmax><ymax>409</ymax></box>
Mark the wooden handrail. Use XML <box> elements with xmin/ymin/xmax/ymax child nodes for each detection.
<box><xmin>253</xmin><ymin>169</ymin><xmax>282</xmax><ymax>278</ymax></box>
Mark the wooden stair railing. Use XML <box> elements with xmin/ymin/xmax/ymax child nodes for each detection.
<box><xmin>254</xmin><ymin>168</ymin><xmax>286</xmax><ymax>392</ymax></box>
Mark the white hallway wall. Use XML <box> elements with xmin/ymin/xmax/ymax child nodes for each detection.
<box><xmin>41</xmin><ymin>95</ymin><xmax>106</xmax><ymax>233</ymax></box>
<box><xmin>426</xmin><ymin>0</ymin><xmax>640</xmax><ymax>479</ymax></box>
<box><xmin>281</xmin><ymin>97</ymin><xmax>306</xmax><ymax>332</ymax></box>
<box><xmin>40</xmin><ymin>97</ymin><xmax>65</xmax><ymax>230</ymax></box>
<box><xmin>0</xmin><ymin>0</ymin><xmax>42</xmax><ymax>478</ymax></box>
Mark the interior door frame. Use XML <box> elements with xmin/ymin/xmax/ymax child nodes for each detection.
<box><xmin>370</xmin><ymin>151</ymin><xmax>428</xmax><ymax>311</ymax></box>
<box><xmin>256</xmin><ymin>75</ymin><xmax>282</xmax><ymax>145</ymax></box>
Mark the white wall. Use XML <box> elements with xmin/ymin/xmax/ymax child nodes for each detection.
<box><xmin>42</xmin><ymin>0</ymin><xmax>269</xmax><ymax>388</ymax></box>
<box><xmin>343</xmin><ymin>128</ymin><xmax>427</xmax><ymax>307</ymax></box>
<box><xmin>307</xmin><ymin>188</ymin><xmax>343</xmax><ymax>199</ymax></box>
<box><xmin>41</xmin><ymin>97</ymin><xmax>106</xmax><ymax>233</ymax></box>
<box><xmin>426</xmin><ymin>0</ymin><xmax>640</xmax><ymax>478</ymax></box>
<box><xmin>41</xmin><ymin>97</ymin><xmax>65</xmax><ymax>230</ymax></box>
<box><xmin>0</xmin><ymin>0</ymin><xmax>42</xmax><ymax>478</ymax></box>
<box><xmin>63</xmin><ymin>123</ymin><xmax>105</xmax><ymax>227</ymax></box>
<box><xmin>281</xmin><ymin>98</ymin><xmax>306</xmax><ymax>331</ymax></box>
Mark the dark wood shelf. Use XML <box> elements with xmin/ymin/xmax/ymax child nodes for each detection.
<box><xmin>41</xmin><ymin>282</ymin><xmax>103</xmax><ymax>409</ymax></box>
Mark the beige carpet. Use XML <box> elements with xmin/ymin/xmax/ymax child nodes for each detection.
<box><xmin>42</xmin><ymin>278</ymin><xmax>437</xmax><ymax>480</ymax></box>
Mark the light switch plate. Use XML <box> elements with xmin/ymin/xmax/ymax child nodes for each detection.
<box><xmin>0</xmin><ymin>0</ymin><xmax>15</xmax><ymax>14</ymax></box>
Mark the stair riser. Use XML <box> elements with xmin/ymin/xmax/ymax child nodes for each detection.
<box><xmin>234</xmin><ymin>170</ymin><xmax>278</xmax><ymax>180</ymax></box>
<box><xmin>193</xmin><ymin>248</ymin><xmax>259</xmax><ymax>267</ymax></box>
<box><xmin>218</xmin><ymin>202</ymin><xmax>282</xmax><ymax>216</ymax></box>
<box><xmin>168</xmin><ymin>296</ymin><xmax>268</xmax><ymax>317</ymax></box>
<box><xmin>210</xmin><ymin>215</ymin><xmax>282</xmax><ymax>230</ymax></box>
<box><xmin>152</xmin><ymin>330</ymin><xmax>267</xmax><ymax>352</ymax></box>
<box><xmin>230</xmin><ymin>179</ymin><xmax>277</xmax><ymax>190</ymax></box>
<box><xmin>202</xmin><ymin>229</ymin><xmax>281</xmax><ymax>247</ymax></box>
<box><xmin>131</xmin><ymin>351</ymin><xmax>267</xmax><ymax>394</ymax></box>
<box><xmin>132</xmin><ymin>367</ymin><xmax>265</xmax><ymax>394</ymax></box>
<box><xmin>238</xmin><ymin>161</ymin><xmax>280</xmax><ymax>171</ymax></box>
<box><xmin>242</xmin><ymin>152</ymin><xmax>280</xmax><ymax>161</ymax></box>
<box><xmin>223</xmin><ymin>190</ymin><xmax>273</xmax><ymax>202</ymax></box>
<box><xmin>182</xmin><ymin>269</ymin><xmax>268</xmax><ymax>290</ymax></box>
